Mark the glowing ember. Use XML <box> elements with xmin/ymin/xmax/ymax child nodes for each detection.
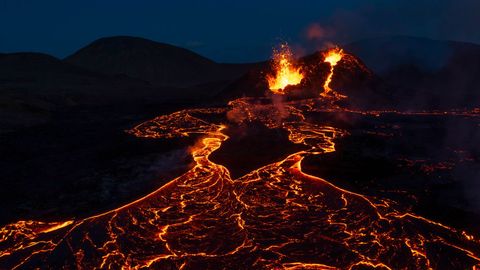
<box><xmin>322</xmin><ymin>47</ymin><xmax>344</xmax><ymax>97</ymax></box>
<box><xmin>266</xmin><ymin>43</ymin><xmax>304</xmax><ymax>94</ymax></box>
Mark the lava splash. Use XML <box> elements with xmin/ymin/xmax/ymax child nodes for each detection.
<box><xmin>266</xmin><ymin>43</ymin><xmax>304</xmax><ymax>94</ymax></box>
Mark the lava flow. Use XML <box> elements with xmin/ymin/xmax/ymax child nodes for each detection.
<box><xmin>1</xmin><ymin>97</ymin><xmax>480</xmax><ymax>269</ymax></box>
<box><xmin>266</xmin><ymin>43</ymin><xmax>304</xmax><ymax>94</ymax></box>
<box><xmin>322</xmin><ymin>48</ymin><xmax>346</xmax><ymax>99</ymax></box>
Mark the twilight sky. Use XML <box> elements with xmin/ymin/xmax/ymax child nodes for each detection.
<box><xmin>0</xmin><ymin>0</ymin><xmax>479</xmax><ymax>62</ymax></box>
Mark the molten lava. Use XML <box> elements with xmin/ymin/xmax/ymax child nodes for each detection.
<box><xmin>266</xmin><ymin>43</ymin><xmax>304</xmax><ymax>94</ymax></box>
<box><xmin>2</xmin><ymin>44</ymin><xmax>480</xmax><ymax>268</ymax></box>
<box><xmin>322</xmin><ymin>47</ymin><xmax>345</xmax><ymax>97</ymax></box>
<box><xmin>1</xmin><ymin>98</ymin><xmax>480</xmax><ymax>269</ymax></box>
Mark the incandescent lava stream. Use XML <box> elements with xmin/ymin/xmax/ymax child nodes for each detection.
<box><xmin>1</xmin><ymin>99</ymin><xmax>479</xmax><ymax>269</ymax></box>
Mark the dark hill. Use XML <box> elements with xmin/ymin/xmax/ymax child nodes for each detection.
<box><xmin>0</xmin><ymin>52</ymin><xmax>152</xmax><ymax>107</ymax></box>
<box><xmin>344</xmin><ymin>36</ymin><xmax>456</xmax><ymax>74</ymax></box>
<box><xmin>346</xmin><ymin>36</ymin><xmax>480</xmax><ymax>109</ymax></box>
<box><xmin>0</xmin><ymin>52</ymin><xmax>107</xmax><ymax>85</ymax></box>
<box><xmin>65</xmin><ymin>36</ymin><xmax>254</xmax><ymax>87</ymax></box>
<box><xmin>0</xmin><ymin>52</ymin><xmax>203</xmax><ymax>132</ymax></box>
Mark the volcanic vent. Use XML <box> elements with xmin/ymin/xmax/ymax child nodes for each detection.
<box><xmin>218</xmin><ymin>43</ymin><xmax>391</xmax><ymax>109</ymax></box>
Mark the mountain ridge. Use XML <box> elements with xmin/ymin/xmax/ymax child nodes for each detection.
<box><xmin>64</xmin><ymin>36</ymin><xmax>256</xmax><ymax>87</ymax></box>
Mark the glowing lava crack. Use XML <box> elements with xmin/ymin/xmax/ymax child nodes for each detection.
<box><xmin>1</xmin><ymin>99</ymin><xmax>480</xmax><ymax>269</ymax></box>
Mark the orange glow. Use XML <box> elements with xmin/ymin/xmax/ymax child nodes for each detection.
<box><xmin>39</xmin><ymin>220</ymin><xmax>74</xmax><ymax>234</ymax></box>
<box><xmin>1</xmin><ymin>102</ymin><xmax>480</xmax><ymax>269</ymax></box>
<box><xmin>266</xmin><ymin>43</ymin><xmax>304</xmax><ymax>94</ymax></box>
<box><xmin>322</xmin><ymin>47</ymin><xmax>344</xmax><ymax>97</ymax></box>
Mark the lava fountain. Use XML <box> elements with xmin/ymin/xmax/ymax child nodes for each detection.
<box><xmin>322</xmin><ymin>47</ymin><xmax>344</xmax><ymax>97</ymax></box>
<box><xmin>266</xmin><ymin>43</ymin><xmax>304</xmax><ymax>94</ymax></box>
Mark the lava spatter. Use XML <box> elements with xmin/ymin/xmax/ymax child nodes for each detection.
<box><xmin>266</xmin><ymin>43</ymin><xmax>304</xmax><ymax>94</ymax></box>
<box><xmin>1</xmin><ymin>99</ymin><xmax>479</xmax><ymax>269</ymax></box>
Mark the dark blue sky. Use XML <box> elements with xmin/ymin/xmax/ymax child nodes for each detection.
<box><xmin>1</xmin><ymin>0</ymin><xmax>479</xmax><ymax>62</ymax></box>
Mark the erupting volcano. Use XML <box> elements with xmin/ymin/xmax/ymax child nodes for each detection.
<box><xmin>1</xmin><ymin>41</ymin><xmax>480</xmax><ymax>270</ymax></box>
<box><xmin>266</xmin><ymin>43</ymin><xmax>304</xmax><ymax>94</ymax></box>
<box><xmin>264</xmin><ymin>45</ymin><xmax>348</xmax><ymax>100</ymax></box>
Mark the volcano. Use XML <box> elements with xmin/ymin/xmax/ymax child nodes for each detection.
<box><xmin>217</xmin><ymin>46</ymin><xmax>393</xmax><ymax>110</ymax></box>
<box><xmin>1</xmin><ymin>40</ymin><xmax>480</xmax><ymax>270</ymax></box>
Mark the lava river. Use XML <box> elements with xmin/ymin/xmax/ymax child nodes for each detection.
<box><xmin>1</xmin><ymin>98</ymin><xmax>480</xmax><ymax>270</ymax></box>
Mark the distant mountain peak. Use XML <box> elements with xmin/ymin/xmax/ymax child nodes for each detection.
<box><xmin>344</xmin><ymin>35</ymin><xmax>480</xmax><ymax>74</ymax></box>
<box><xmin>76</xmin><ymin>36</ymin><xmax>214</xmax><ymax>62</ymax></box>
<box><xmin>64</xmin><ymin>36</ymin><xmax>252</xmax><ymax>87</ymax></box>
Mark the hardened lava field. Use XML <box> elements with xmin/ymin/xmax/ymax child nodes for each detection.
<box><xmin>1</xmin><ymin>97</ymin><xmax>480</xmax><ymax>270</ymax></box>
